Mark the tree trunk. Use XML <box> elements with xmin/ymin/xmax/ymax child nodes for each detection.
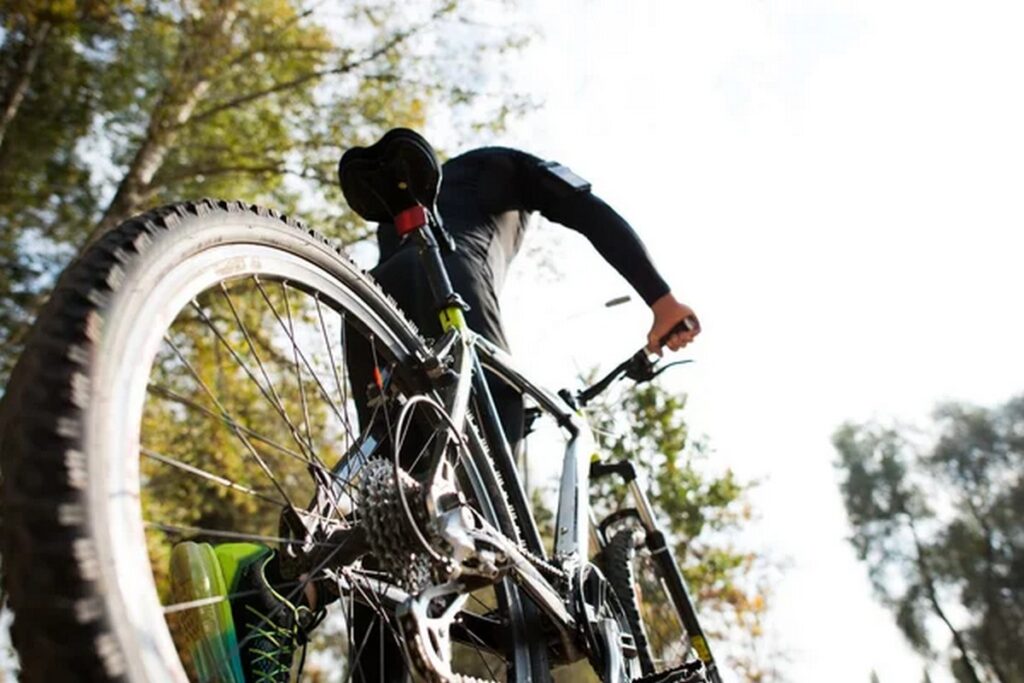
<box><xmin>908</xmin><ymin>519</ymin><xmax>984</xmax><ymax>683</ymax></box>
<box><xmin>0</xmin><ymin>21</ymin><xmax>53</xmax><ymax>150</ymax></box>
<box><xmin>91</xmin><ymin>6</ymin><xmax>239</xmax><ymax>239</ymax></box>
<box><xmin>93</xmin><ymin>78</ymin><xmax>212</xmax><ymax>235</ymax></box>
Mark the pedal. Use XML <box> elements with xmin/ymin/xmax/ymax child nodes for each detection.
<box><xmin>633</xmin><ymin>661</ymin><xmax>706</xmax><ymax>683</ymax></box>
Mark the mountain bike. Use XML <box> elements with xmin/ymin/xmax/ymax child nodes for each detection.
<box><xmin>0</xmin><ymin>195</ymin><xmax>720</xmax><ymax>682</ymax></box>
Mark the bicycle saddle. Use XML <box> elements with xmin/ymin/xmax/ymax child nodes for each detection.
<box><xmin>338</xmin><ymin>128</ymin><xmax>442</xmax><ymax>222</ymax></box>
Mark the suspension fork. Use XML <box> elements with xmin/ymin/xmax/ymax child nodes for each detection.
<box><xmin>591</xmin><ymin>460</ymin><xmax>723</xmax><ymax>683</ymax></box>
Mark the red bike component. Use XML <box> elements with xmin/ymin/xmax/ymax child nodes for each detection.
<box><xmin>395</xmin><ymin>205</ymin><xmax>428</xmax><ymax>236</ymax></box>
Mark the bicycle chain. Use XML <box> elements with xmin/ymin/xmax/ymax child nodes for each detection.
<box><xmin>519</xmin><ymin>545</ymin><xmax>568</xmax><ymax>585</ymax></box>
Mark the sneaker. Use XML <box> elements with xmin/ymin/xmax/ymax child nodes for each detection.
<box><xmin>170</xmin><ymin>542</ymin><xmax>322</xmax><ymax>683</ymax></box>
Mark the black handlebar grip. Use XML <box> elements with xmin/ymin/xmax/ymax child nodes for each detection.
<box><xmin>658</xmin><ymin>315</ymin><xmax>700</xmax><ymax>348</ymax></box>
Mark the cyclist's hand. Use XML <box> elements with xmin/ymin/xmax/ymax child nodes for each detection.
<box><xmin>647</xmin><ymin>293</ymin><xmax>700</xmax><ymax>354</ymax></box>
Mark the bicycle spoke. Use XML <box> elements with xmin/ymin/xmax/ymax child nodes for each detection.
<box><xmin>314</xmin><ymin>293</ymin><xmax>357</xmax><ymax>446</ymax></box>
<box><xmin>146</xmin><ymin>380</ymin><xmax>372</xmax><ymax>520</ymax></box>
<box><xmin>252</xmin><ymin>276</ymin><xmax>350</xmax><ymax>430</ymax></box>
<box><xmin>208</xmin><ymin>287</ymin><xmax>319</xmax><ymax>465</ymax></box>
<box><xmin>338</xmin><ymin>309</ymin><xmax>353</xmax><ymax>428</ymax></box>
<box><xmin>141</xmin><ymin>447</ymin><xmax>342</xmax><ymax>530</ymax></box>
<box><xmin>336</xmin><ymin>570</ymin><xmax>409</xmax><ymax>683</ymax></box>
<box><xmin>280</xmin><ymin>281</ymin><xmax>316</xmax><ymax>457</ymax></box>
<box><xmin>183</xmin><ymin>290</ymin><xmax>364</xmax><ymax>530</ymax></box>
<box><xmin>147</xmin><ymin>383</ymin><xmax>306</xmax><ymax>464</ymax></box>
<box><xmin>141</xmin><ymin>447</ymin><xmax>283</xmax><ymax>508</ymax></box>
<box><xmin>343</xmin><ymin>610</ymin><xmax>386</xmax><ymax>683</ymax></box>
<box><xmin>163</xmin><ymin>336</ymin><xmax>301</xmax><ymax>513</ymax></box>
<box><xmin>146</xmin><ymin>521</ymin><xmax>319</xmax><ymax>548</ymax></box>
<box><xmin>467</xmin><ymin>592</ymin><xmax>495</xmax><ymax>614</ymax></box>
<box><xmin>461</xmin><ymin>627</ymin><xmax>502</xmax><ymax>681</ymax></box>
<box><xmin>342</xmin><ymin>569</ymin><xmax>409</xmax><ymax>679</ymax></box>
<box><xmin>163</xmin><ymin>584</ymin><xmax>290</xmax><ymax>615</ymax></box>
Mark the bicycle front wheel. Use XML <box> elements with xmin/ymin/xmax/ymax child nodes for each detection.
<box><xmin>0</xmin><ymin>200</ymin><xmax>527</xmax><ymax>682</ymax></box>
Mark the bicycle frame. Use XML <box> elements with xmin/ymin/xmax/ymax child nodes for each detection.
<box><xmin>347</xmin><ymin>210</ymin><xmax>721</xmax><ymax>681</ymax></box>
<box><xmin>397</xmin><ymin>216</ymin><xmax>595</xmax><ymax>641</ymax></box>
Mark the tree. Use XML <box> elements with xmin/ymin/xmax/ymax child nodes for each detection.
<box><xmin>0</xmin><ymin>1</ymin><xmax>134</xmax><ymax>371</ymax></box>
<box><xmin>833</xmin><ymin>395</ymin><xmax>1024</xmax><ymax>683</ymax></box>
<box><xmin>0</xmin><ymin>0</ymin><xmax>530</xmax><ymax>378</ymax></box>
<box><xmin>582</xmin><ymin>379</ymin><xmax>778</xmax><ymax>682</ymax></box>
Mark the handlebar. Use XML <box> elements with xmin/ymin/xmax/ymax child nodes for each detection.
<box><xmin>575</xmin><ymin>315</ymin><xmax>697</xmax><ymax>408</ymax></box>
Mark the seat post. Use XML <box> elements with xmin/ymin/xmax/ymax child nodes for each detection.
<box><xmin>395</xmin><ymin>205</ymin><xmax>468</xmax><ymax>332</ymax></box>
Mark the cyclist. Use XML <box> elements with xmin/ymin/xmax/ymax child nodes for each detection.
<box><xmin>349</xmin><ymin>130</ymin><xmax>700</xmax><ymax>453</ymax></box>
<box><xmin>169</xmin><ymin>129</ymin><xmax>700</xmax><ymax>681</ymax></box>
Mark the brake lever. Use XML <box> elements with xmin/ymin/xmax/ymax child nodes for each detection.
<box><xmin>623</xmin><ymin>349</ymin><xmax>694</xmax><ymax>383</ymax></box>
<box><xmin>622</xmin><ymin>349</ymin><xmax>657</xmax><ymax>382</ymax></box>
<box><xmin>576</xmin><ymin>351</ymin><xmax>693</xmax><ymax>407</ymax></box>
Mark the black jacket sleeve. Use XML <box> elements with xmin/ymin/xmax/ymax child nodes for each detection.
<box><xmin>512</xmin><ymin>150</ymin><xmax>671</xmax><ymax>306</ymax></box>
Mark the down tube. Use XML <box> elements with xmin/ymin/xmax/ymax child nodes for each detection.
<box><xmin>474</xmin><ymin>339</ymin><xmax>595</xmax><ymax>560</ymax></box>
<box><xmin>553</xmin><ymin>420</ymin><xmax>595</xmax><ymax>559</ymax></box>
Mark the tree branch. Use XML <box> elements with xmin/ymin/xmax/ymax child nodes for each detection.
<box><xmin>184</xmin><ymin>7</ymin><xmax>450</xmax><ymax>128</ymax></box>
<box><xmin>220</xmin><ymin>6</ymin><xmax>319</xmax><ymax>70</ymax></box>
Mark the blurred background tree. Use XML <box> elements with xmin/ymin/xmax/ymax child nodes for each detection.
<box><xmin>834</xmin><ymin>396</ymin><xmax>1024</xmax><ymax>683</ymax></box>
<box><xmin>0</xmin><ymin>0</ymin><xmax>530</xmax><ymax>380</ymax></box>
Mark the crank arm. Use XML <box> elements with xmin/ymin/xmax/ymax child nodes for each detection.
<box><xmin>332</xmin><ymin>569</ymin><xmax>509</xmax><ymax>654</ymax></box>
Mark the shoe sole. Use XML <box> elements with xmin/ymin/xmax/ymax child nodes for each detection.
<box><xmin>168</xmin><ymin>541</ymin><xmax>246</xmax><ymax>683</ymax></box>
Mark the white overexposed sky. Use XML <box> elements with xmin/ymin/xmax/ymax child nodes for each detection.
<box><xmin>452</xmin><ymin>1</ymin><xmax>1024</xmax><ymax>681</ymax></box>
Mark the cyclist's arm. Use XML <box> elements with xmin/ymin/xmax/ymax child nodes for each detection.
<box><xmin>512</xmin><ymin>150</ymin><xmax>699</xmax><ymax>351</ymax></box>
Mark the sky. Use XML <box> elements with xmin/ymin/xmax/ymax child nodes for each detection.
<box><xmin>469</xmin><ymin>1</ymin><xmax>1024</xmax><ymax>681</ymax></box>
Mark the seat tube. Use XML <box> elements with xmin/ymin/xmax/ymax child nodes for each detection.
<box><xmin>398</xmin><ymin>207</ymin><xmax>552</xmax><ymax>681</ymax></box>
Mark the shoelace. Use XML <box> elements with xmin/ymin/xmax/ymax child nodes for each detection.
<box><xmin>244</xmin><ymin>604</ymin><xmax>299</xmax><ymax>682</ymax></box>
<box><xmin>243</xmin><ymin>601</ymin><xmax>326</xmax><ymax>682</ymax></box>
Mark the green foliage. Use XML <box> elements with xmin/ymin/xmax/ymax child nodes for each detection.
<box><xmin>0</xmin><ymin>2</ymin><xmax>135</xmax><ymax>365</ymax></box>
<box><xmin>0</xmin><ymin>0</ymin><xmax>530</xmax><ymax>379</ymax></box>
<box><xmin>585</xmin><ymin>379</ymin><xmax>775</xmax><ymax>682</ymax></box>
<box><xmin>834</xmin><ymin>395</ymin><xmax>1024</xmax><ymax>683</ymax></box>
